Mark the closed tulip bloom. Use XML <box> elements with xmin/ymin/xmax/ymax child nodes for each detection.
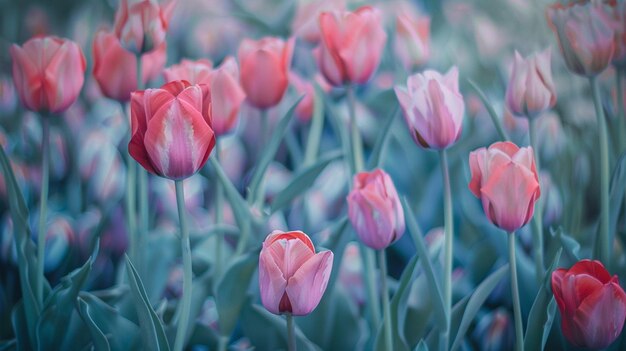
<box><xmin>347</xmin><ymin>169</ymin><xmax>405</xmax><ymax>250</ymax></box>
<box><xmin>128</xmin><ymin>80</ymin><xmax>215</xmax><ymax>180</ymax></box>
<box><xmin>315</xmin><ymin>6</ymin><xmax>387</xmax><ymax>86</ymax></box>
<box><xmin>210</xmin><ymin>57</ymin><xmax>246</xmax><ymax>135</ymax></box>
<box><xmin>163</xmin><ymin>59</ymin><xmax>213</xmax><ymax>85</ymax></box>
<box><xmin>394</xmin><ymin>14</ymin><xmax>431</xmax><ymax>70</ymax></box>
<box><xmin>505</xmin><ymin>49</ymin><xmax>557</xmax><ymax>118</ymax></box>
<box><xmin>259</xmin><ymin>230</ymin><xmax>333</xmax><ymax>316</ymax></box>
<box><xmin>469</xmin><ymin>141</ymin><xmax>541</xmax><ymax>232</ymax></box>
<box><xmin>395</xmin><ymin>67</ymin><xmax>465</xmax><ymax>149</ymax></box>
<box><xmin>93</xmin><ymin>30</ymin><xmax>166</xmax><ymax>102</ymax></box>
<box><xmin>552</xmin><ymin>259</ymin><xmax>626</xmax><ymax>349</ymax></box>
<box><xmin>114</xmin><ymin>0</ymin><xmax>174</xmax><ymax>54</ymax></box>
<box><xmin>10</xmin><ymin>36</ymin><xmax>86</xmax><ymax>113</ymax></box>
<box><xmin>238</xmin><ymin>37</ymin><xmax>294</xmax><ymax>109</ymax></box>
<box><xmin>547</xmin><ymin>0</ymin><xmax>616</xmax><ymax>76</ymax></box>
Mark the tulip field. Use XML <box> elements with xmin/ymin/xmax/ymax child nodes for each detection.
<box><xmin>2</xmin><ymin>0</ymin><xmax>626</xmax><ymax>350</ymax></box>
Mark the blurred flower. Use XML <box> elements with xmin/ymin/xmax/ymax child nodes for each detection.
<box><xmin>505</xmin><ymin>49</ymin><xmax>557</xmax><ymax>118</ymax></box>
<box><xmin>114</xmin><ymin>0</ymin><xmax>175</xmax><ymax>55</ymax></box>
<box><xmin>263</xmin><ymin>162</ymin><xmax>292</xmax><ymax>203</ymax></box>
<box><xmin>289</xmin><ymin>72</ymin><xmax>315</xmax><ymax>123</ymax></box>
<box><xmin>394</xmin><ymin>13</ymin><xmax>431</xmax><ymax>70</ymax></box>
<box><xmin>395</xmin><ymin>67</ymin><xmax>465</xmax><ymax>149</ymax></box>
<box><xmin>610</xmin><ymin>0</ymin><xmax>626</xmax><ymax>67</ymax></box>
<box><xmin>24</xmin><ymin>6</ymin><xmax>50</xmax><ymax>37</ymax></box>
<box><xmin>472</xmin><ymin>308</ymin><xmax>514</xmax><ymax>351</ymax></box>
<box><xmin>210</xmin><ymin>57</ymin><xmax>246</xmax><ymax>136</ymax></box>
<box><xmin>292</xmin><ymin>0</ymin><xmax>345</xmax><ymax>43</ymax></box>
<box><xmin>93</xmin><ymin>30</ymin><xmax>167</xmax><ymax>102</ymax></box>
<box><xmin>469</xmin><ymin>141</ymin><xmax>540</xmax><ymax>232</ymax></box>
<box><xmin>129</xmin><ymin>81</ymin><xmax>215</xmax><ymax>180</ymax></box>
<box><xmin>44</xmin><ymin>215</ymin><xmax>74</xmax><ymax>272</ymax></box>
<box><xmin>163</xmin><ymin>58</ymin><xmax>213</xmax><ymax>84</ymax></box>
<box><xmin>552</xmin><ymin>259</ymin><xmax>626</xmax><ymax>349</ymax></box>
<box><xmin>10</xmin><ymin>36</ymin><xmax>86</xmax><ymax>113</ymax></box>
<box><xmin>0</xmin><ymin>76</ymin><xmax>17</xmax><ymax>114</ymax></box>
<box><xmin>338</xmin><ymin>242</ymin><xmax>365</xmax><ymax>306</ymax></box>
<box><xmin>49</xmin><ymin>129</ymin><xmax>69</xmax><ymax>181</ymax></box>
<box><xmin>259</xmin><ymin>230</ymin><xmax>333</xmax><ymax>315</ymax></box>
<box><xmin>217</xmin><ymin>135</ymin><xmax>247</xmax><ymax>183</ymax></box>
<box><xmin>315</xmin><ymin>6</ymin><xmax>387</xmax><ymax>86</ymax></box>
<box><xmin>152</xmin><ymin>175</ymin><xmax>206</xmax><ymax>225</ymax></box>
<box><xmin>238</xmin><ymin>37</ymin><xmax>294</xmax><ymax>109</ymax></box>
<box><xmin>473</xmin><ymin>16</ymin><xmax>508</xmax><ymax>60</ymax></box>
<box><xmin>79</xmin><ymin>131</ymin><xmax>126</xmax><ymax>204</ymax></box>
<box><xmin>347</xmin><ymin>169</ymin><xmax>405</xmax><ymax>250</ymax></box>
<box><xmin>547</xmin><ymin>0</ymin><xmax>616</xmax><ymax>76</ymax></box>
<box><xmin>534</xmin><ymin>112</ymin><xmax>566</xmax><ymax>161</ymax></box>
<box><xmin>540</xmin><ymin>172</ymin><xmax>562</xmax><ymax>226</ymax></box>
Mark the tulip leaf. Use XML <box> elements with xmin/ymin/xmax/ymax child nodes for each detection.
<box><xmin>594</xmin><ymin>152</ymin><xmax>626</xmax><ymax>259</ymax></box>
<box><xmin>318</xmin><ymin>216</ymin><xmax>350</xmax><ymax>294</ymax></box>
<box><xmin>303</xmin><ymin>85</ymin><xmax>325</xmax><ymax>166</ymax></box>
<box><xmin>215</xmin><ymin>250</ymin><xmax>259</xmax><ymax>337</ymax></box>
<box><xmin>551</xmin><ymin>228</ymin><xmax>579</xmax><ymax>263</ymax></box>
<box><xmin>466</xmin><ymin>79</ymin><xmax>510</xmax><ymax>142</ymax></box>
<box><xmin>270</xmin><ymin>150</ymin><xmax>343</xmax><ymax>213</ymax></box>
<box><xmin>450</xmin><ymin>264</ymin><xmax>508</xmax><ymax>351</ymax></box>
<box><xmin>414</xmin><ymin>339</ymin><xmax>429</xmax><ymax>351</ymax></box>
<box><xmin>247</xmin><ymin>95</ymin><xmax>304</xmax><ymax>206</ymax></box>
<box><xmin>75</xmin><ymin>299</ymin><xmax>111</xmax><ymax>351</ymax></box>
<box><xmin>524</xmin><ymin>249</ymin><xmax>562</xmax><ymax>351</ymax></box>
<box><xmin>0</xmin><ymin>339</ymin><xmax>16</xmax><ymax>351</ymax></box>
<box><xmin>209</xmin><ymin>156</ymin><xmax>251</xmax><ymax>233</ymax></box>
<box><xmin>367</xmin><ymin>104</ymin><xmax>399</xmax><ymax>170</ymax></box>
<box><xmin>11</xmin><ymin>302</ymin><xmax>29</xmax><ymax>351</ymax></box>
<box><xmin>320</xmin><ymin>86</ymin><xmax>353</xmax><ymax>174</ymax></box>
<box><xmin>401</xmin><ymin>197</ymin><xmax>446</xmax><ymax>329</ymax></box>
<box><xmin>125</xmin><ymin>256</ymin><xmax>170</xmax><ymax>351</ymax></box>
<box><xmin>142</xmin><ymin>234</ymin><xmax>178</xmax><ymax>304</ymax></box>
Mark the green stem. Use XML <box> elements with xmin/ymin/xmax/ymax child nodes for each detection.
<box><xmin>347</xmin><ymin>85</ymin><xmax>364</xmax><ymax>173</ymax></box>
<box><xmin>286</xmin><ymin>313</ymin><xmax>296</xmax><ymax>351</ymax></box>
<box><xmin>122</xmin><ymin>101</ymin><xmax>138</xmax><ymax>263</ymax></box>
<box><xmin>528</xmin><ymin>118</ymin><xmax>544</xmax><ymax>283</ymax></box>
<box><xmin>173</xmin><ymin>180</ymin><xmax>192</xmax><ymax>351</ymax></box>
<box><xmin>439</xmin><ymin>149</ymin><xmax>453</xmax><ymax>351</ymax></box>
<box><xmin>218</xmin><ymin>336</ymin><xmax>229</xmax><ymax>351</ymax></box>
<box><xmin>590</xmin><ymin>77</ymin><xmax>610</xmax><ymax>266</ymax></box>
<box><xmin>136</xmin><ymin>55</ymin><xmax>148</xmax><ymax>271</ymax></box>
<box><xmin>254</xmin><ymin>109</ymin><xmax>269</xmax><ymax>208</ymax></box>
<box><xmin>303</xmin><ymin>88</ymin><xmax>324</xmax><ymax>166</ymax></box>
<box><xmin>214</xmin><ymin>140</ymin><xmax>224</xmax><ymax>281</ymax></box>
<box><xmin>379</xmin><ymin>249</ymin><xmax>393</xmax><ymax>351</ymax></box>
<box><xmin>616</xmin><ymin>69</ymin><xmax>625</xmax><ymax>153</ymax></box>
<box><xmin>36</xmin><ymin>116</ymin><xmax>50</xmax><ymax>307</ymax></box>
<box><xmin>508</xmin><ymin>232</ymin><xmax>524</xmax><ymax>351</ymax></box>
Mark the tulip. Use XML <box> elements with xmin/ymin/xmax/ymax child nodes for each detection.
<box><xmin>114</xmin><ymin>0</ymin><xmax>174</xmax><ymax>54</ymax></box>
<box><xmin>547</xmin><ymin>0</ymin><xmax>616</xmax><ymax>76</ymax></box>
<box><xmin>93</xmin><ymin>30</ymin><xmax>166</xmax><ymax>102</ymax></box>
<box><xmin>315</xmin><ymin>6</ymin><xmax>387</xmax><ymax>86</ymax></box>
<box><xmin>469</xmin><ymin>141</ymin><xmax>541</xmax><ymax>232</ymax></box>
<box><xmin>505</xmin><ymin>49</ymin><xmax>557</xmax><ymax>118</ymax></box>
<box><xmin>163</xmin><ymin>58</ymin><xmax>213</xmax><ymax>85</ymax></box>
<box><xmin>209</xmin><ymin>57</ymin><xmax>246</xmax><ymax>135</ymax></box>
<box><xmin>128</xmin><ymin>80</ymin><xmax>215</xmax><ymax>180</ymax></box>
<box><xmin>238</xmin><ymin>37</ymin><xmax>294</xmax><ymax>109</ymax></box>
<box><xmin>347</xmin><ymin>169</ymin><xmax>405</xmax><ymax>250</ymax></box>
<box><xmin>258</xmin><ymin>230</ymin><xmax>333</xmax><ymax>316</ymax></box>
<box><xmin>292</xmin><ymin>0</ymin><xmax>345</xmax><ymax>43</ymax></box>
<box><xmin>395</xmin><ymin>67</ymin><xmax>465</xmax><ymax>149</ymax></box>
<box><xmin>394</xmin><ymin>14</ymin><xmax>431</xmax><ymax>70</ymax></box>
<box><xmin>289</xmin><ymin>72</ymin><xmax>315</xmax><ymax>123</ymax></box>
<box><xmin>10</xmin><ymin>36</ymin><xmax>86</xmax><ymax>113</ymax></box>
<box><xmin>552</xmin><ymin>259</ymin><xmax>626</xmax><ymax>349</ymax></box>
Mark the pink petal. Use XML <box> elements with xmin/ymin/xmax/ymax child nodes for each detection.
<box><xmin>285</xmin><ymin>250</ymin><xmax>334</xmax><ymax>316</ymax></box>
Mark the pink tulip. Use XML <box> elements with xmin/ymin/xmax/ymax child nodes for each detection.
<box><xmin>394</xmin><ymin>67</ymin><xmax>465</xmax><ymax>149</ymax></box>
<box><xmin>258</xmin><ymin>230</ymin><xmax>333</xmax><ymax>316</ymax></box>
<box><xmin>552</xmin><ymin>259</ymin><xmax>626</xmax><ymax>349</ymax></box>
<box><xmin>505</xmin><ymin>49</ymin><xmax>557</xmax><ymax>118</ymax></box>
<box><xmin>10</xmin><ymin>36</ymin><xmax>86</xmax><ymax>113</ymax></box>
<box><xmin>291</xmin><ymin>0</ymin><xmax>345</xmax><ymax>43</ymax></box>
<box><xmin>128</xmin><ymin>80</ymin><xmax>215</xmax><ymax>180</ymax></box>
<box><xmin>289</xmin><ymin>72</ymin><xmax>315</xmax><ymax>123</ymax></box>
<box><xmin>163</xmin><ymin>58</ymin><xmax>213</xmax><ymax>85</ymax></box>
<box><xmin>394</xmin><ymin>14</ymin><xmax>431</xmax><ymax>70</ymax></box>
<box><xmin>315</xmin><ymin>6</ymin><xmax>387</xmax><ymax>86</ymax></box>
<box><xmin>93</xmin><ymin>30</ymin><xmax>166</xmax><ymax>102</ymax></box>
<box><xmin>209</xmin><ymin>57</ymin><xmax>246</xmax><ymax>135</ymax></box>
<box><xmin>547</xmin><ymin>0</ymin><xmax>616</xmax><ymax>76</ymax></box>
<box><xmin>114</xmin><ymin>0</ymin><xmax>175</xmax><ymax>54</ymax></box>
<box><xmin>238</xmin><ymin>37</ymin><xmax>294</xmax><ymax>109</ymax></box>
<box><xmin>469</xmin><ymin>141</ymin><xmax>541</xmax><ymax>232</ymax></box>
<box><xmin>347</xmin><ymin>169</ymin><xmax>405</xmax><ymax>250</ymax></box>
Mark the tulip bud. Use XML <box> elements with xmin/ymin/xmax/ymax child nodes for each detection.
<box><xmin>552</xmin><ymin>259</ymin><xmax>626</xmax><ymax>349</ymax></box>
<box><xmin>505</xmin><ymin>49</ymin><xmax>557</xmax><ymax>118</ymax></box>
<box><xmin>394</xmin><ymin>14</ymin><xmax>431</xmax><ymax>70</ymax></box>
<box><xmin>469</xmin><ymin>141</ymin><xmax>541</xmax><ymax>232</ymax></box>
<box><xmin>209</xmin><ymin>57</ymin><xmax>246</xmax><ymax>135</ymax></box>
<box><xmin>347</xmin><ymin>169</ymin><xmax>405</xmax><ymax>250</ymax></box>
<box><xmin>395</xmin><ymin>67</ymin><xmax>465</xmax><ymax>149</ymax></box>
<box><xmin>292</xmin><ymin>0</ymin><xmax>346</xmax><ymax>44</ymax></box>
<box><xmin>163</xmin><ymin>59</ymin><xmax>213</xmax><ymax>85</ymax></box>
<box><xmin>10</xmin><ymin>36</ymin><xmax>86</xmax><ymax>114</ymax></box>
<box><xmin>259</xmin><ymin>230</ymin><xmax>333</xmax><ymax>316</ymax></box>
<box><xmin>472</xmin><ymin>308</ymin><xmax>514</xmax><ymax>351</ymax></box>
<box><xmin>114</xmin><ymin>0</ymin><xmax>174</xmax><ymax>55</ymax></box>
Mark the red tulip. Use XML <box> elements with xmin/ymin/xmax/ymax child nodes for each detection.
<box><xmin>238</xmin><ymin>37</ymin><xmax>294</xmax><ymax>109</ymax></box>
<box><xmin>259</xmin><ymin>230</ymin><xmax>333</xmax><ymax>316</ymax></box>
<box><xmin>128</xmin><ymin>80</ymin><xmax>215</xmax><ymax>180</ymax></box>
<box><xmin>505</xmin><ymin>49</ymin><xmax>557</xmax><ymax>118</ymax></box>
<box><xmin>114</xmin><ymin>0</ymin><xmax>175</xmax><ymax>54</ymax></box>
<box><xmin>163</xmin><ymin>58</ymin><xmax>213</xmax><ymax>85</ymax></box>
<box><xmin>10</xmin><ymin>36</ymin><xmax>86</xmax><ymax>113</ymax></box>
<box><xmin>93</xmin><ymin>30</ymin><xmax>166</xmax><ymax>102</ymax></box>
<box><xmin>469</xmin><ymin>141</ymin><xmax>540</xmax><ymax>232</ymax></box>
<box><xmin>552</xmin><ymin>259</ymin><xmax>626</xmax><ymax>349</ymax></box>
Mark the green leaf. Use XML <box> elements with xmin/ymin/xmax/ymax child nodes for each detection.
<box><xmin>414</xmin><ymin>339</ymin><xmax>429</xmax><ymax>351</ymax></box>
<box><xmin>125</xmin><ymin>256</ymin><xmax>170</xmax><ymax>351</ymax></box>
<box><xmin>401</xmin><ymin>197</ymin><xmax>446</xmax><ymax>329</ymax></box>
<box><xmin>270</xmin><ymin>150</ymin><xmax>342</xmax><ymax>213</ymax></box>
<box><xmin>215</xmin><ymin>250</ymin><xmax>259</xmax><ymax>337</ymax></box>
<box><xmin>75</xmin><ymin>299</ymin><xmax>110</xmax><ymax>351</ymax></box>
<box><xmin>552</xmin><ymin>228</ymin><xmax>579</xmax><ymax>263</ymax></box>
<box><xmin>524</xmin><ymin>249</ymin><xmax>562</xmax><ymax>351</ymax></box>
<box><xmin>0</xmin><ymin>339</ymin><xmax>16</xmax><ymax>351</ymax></box>
<box><xmin>209</xmin><ymin>156</ymin><xmax>251</xmax><ymax>232</ymax></box>
<box><xmin>466</xmin><ymin>79</ymin><xmax>510</xmax><ymax>142</ymax></box>
<box><xmin>367</xmin><ymin>104</ymin><xmax>399</xmax><ymax>170</ymax></box>
<box><xmin>247</xmin><ymin>96</ymin><xmax>304</xmax><ymax>205</ymax></box>
<box><xmin>595</xmin><ymin>153</ymin><xmax>626</xmax><ymax>258</ymax></box>
<box><xmin>319</xmin><ymin>216</ymin><xmax>350</xmax><ymax>291</ymax></box>
<box><xmin>141</xmin><ymin>234</ymin><xmax>178</xmax><ymax>304</ymax></box>
<box><xmin>11</xmin><ymin>302</ymin><xmax>29</xmax><ymax>351</ymax></box>
<box><xmin>450</xmin><ymin>264</ymin><xmax>508</xmax><ymax>351</ymax></box>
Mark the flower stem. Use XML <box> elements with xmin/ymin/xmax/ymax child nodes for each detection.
<box><xmin>303</xmin><ymin>87</ymin><xmax>324</xmax><ymax>166</ymax></box>
<box><xmin>528</xmin><ymin>118</ymin><xmax>544</xmax><ymax>283</ymax></box>
<box><xmin>218</xmin><ymin>336</ymin><xmax>229</xmax><ymax>351</ymax></box>
<box><xmin>590</xmin><ymin>77</ymin><xmax>610</xmax><ymax>266</ymax></box>
<box><xmin>36</xmin><ymin>115</ymin><xmax>50</xmax><ymax>307</ymax></box>
<box><xmin>439</xmin><ymin>149</ymin><xmax>453</xmax><ymax>351</ymax></box>
<box><xmin>508</xmin><ymin>232</ymin><xmax>524</xmax><ymax>351</ymax></box>
<box><xmin>347</xmin><ymin>85</ymin><xmax>364</xmax><ymax>173</ymax></box>
<box><xmin>135</xmin><ymin>54</ymin><xmax>148</xmax><ymax>271</ymax></box>
<box><xmin>254</xmin><ymin>109</ymin><xmax>269</xmax><ymax>208</ymax></box>
<box><xmin>173</xmin><ymin>180</ymin><xmax>192</xmax><ymax>351</ymax></box>
<box><xmin>379</xmin><ymin>249</ymin><xmax>393</xmax><ymax>351</ymax></box>
<box><xmin>122</xmin><ymin>101</ymin><xmax>138</xmax><ymax>264</ymax></box>
<box><xmin>214</xmin><ymin>139</ymin><xmax>224</xmax><ymax>281</ymax></box>
<box><xmin>286</xmin><ymin>313</ymin><xmax>296</xmax><ymax>351</ymax></box>
<box><xmin>616</xmin><ymin>69</ymin><xmax>625</xmax><ymax>153</ymax></box>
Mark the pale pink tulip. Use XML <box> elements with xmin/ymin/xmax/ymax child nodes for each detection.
<box><xmin>210</xmin><ymin>57</ymin><xmax>246</xmax><ymax>135</ymax></box>
<box><xmin>163</xmin><ymin>58</ymin><xmax>213</xmax><ymax>84</ymax></box>
<box><xmin>114</xmin><ymin>0</ymin><xmax>175</xmax><ymax>54</ymax></box>
<box><xmin>505</xmin><ymin>49</ymin><xmax>557</xmax><ymax>118</ymax></box>
<box><xmin>394</xmin><ymin>14</ymin><xmax>431</xmax><ymax>70</ymax></box>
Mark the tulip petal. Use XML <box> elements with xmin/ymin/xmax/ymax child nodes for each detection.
<box><xmin>285</xmin><ymin>250</ymin><xmax>334</xmax><ymax>316</ymax></box>
<box><xmin>572</xmin><ymin>283</ymin><xmax>626</xmax><ymax>349</ymax></box>
<box><xmin>259</xmin><ymin>248</ymin><xmax>288</xmax><ymax>315</ymax></box>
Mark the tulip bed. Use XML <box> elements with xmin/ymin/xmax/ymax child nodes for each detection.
<box><xmin>1</xmin><ymin>0</ymin><xmax>626</xmax><ymax>351</ymax></box>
